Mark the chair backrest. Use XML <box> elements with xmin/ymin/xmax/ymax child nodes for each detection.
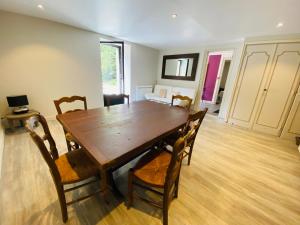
<box><xmin>54</xmin><ymin>96</ymin><xmax>87</xmax><ymax>115</ymax></box>
<box><xmin>171</xmin><ymin>95</ymin><xmax>192</xmax><ymax>110</ymax></box>
<box><xmin>103</xmin><ymin>94</ymin><xmax>130</xmax><ymax>107</ymax></box>
<box><xmin>25</xmin><ymin>115</ymin><xmax>61</xmax><ymax>180</ymax></box>
<box><xmin>183</xmin><ymin>108</ymin><xmax>208</xmax><ymax>146</ymax></box>
<box><xmin>164</xmin><ymin>130</ymin><xmax>191</xmax><ymax>193</ymax></box>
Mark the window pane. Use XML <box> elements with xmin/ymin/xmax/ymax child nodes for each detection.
<box><xmin>100</xmin><ymin>44</ymin><xmax>120</xmax><ymax>94</ymax></box>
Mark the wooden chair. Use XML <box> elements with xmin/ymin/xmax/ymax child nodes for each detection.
<box><xmin>103</xmin><ymin>94</ymin><xmax>129</xmax><ymax>107</ymax></box>
<box><xmin>25</xmin><ymin>114</ymin><xmax>101</xmax><ymax>223</ymax></box>
<box><xmin>165</xmin><ymin>108</ymin><xmax>208</xmax><ymax>165</ymax></box>
<box><xmin>127</xmin><ymin>131</ymin><xmax>191</xmax><ymax>225</ymax></box>
<box><xmin>171</xmin><ymin>95</ymin><xmax>192</xmax><ymax>110</ymax></box>
<box><xmin>54</xmin><ymin>96</ymin><xmax>87</xmax><ymax>151</ymax></box>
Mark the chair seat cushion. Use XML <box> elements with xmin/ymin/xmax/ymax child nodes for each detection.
<box><xmin>55</xmin><ymin>149</ymin><xmax>98</xmax><ymax>184</ymax></box>
<box><xmin>133</xmin><ymin>150</ymin><xmax>171</xmax><ymax>187</ymax></box>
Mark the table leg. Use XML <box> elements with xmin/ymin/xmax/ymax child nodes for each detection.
<box><xmin>100</xmin><ymin>169</ymin><xmax>110</xmax><ymax>204</ymax></box>
<box><xmin>100</xmin><ymin>168</ymin><xmax>123</xmax><ymax>202</ymax></box>
<box><xmin>107</xmin><ymin>169</ymin><xmax>123</xmax><ymax>198</ymax></box>
<box><xmin>7</xmin><ymin>119</ymin><xmax>15</xmax><ymax>132</ymax></box>
<box><xmin>19</xmin><ymin>119</ymin><xmax>24</xmax><ymax>127</ymax></box>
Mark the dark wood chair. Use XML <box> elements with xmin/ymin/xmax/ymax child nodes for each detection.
<box><xmin>54</xmin><ymin>96</ymin><xmax>87</xmax><ymax>151</ymax></box>
<box><xmin>103</xmin><ymin>94</ymin><xmax>129</xmax><ymax>107</ymax></box>
<box><xmin>25</xmin><ymin>114</ymin><xmax>101</xmax><ymax>223</ymax></box>
<box><xmin>165</xmin><ymin>108</ymin><xmax>208</xmax><ymax>165</ymax></box>
<box><xmin>127</xmin><ymin>131</ymin><xmax>191</xmax><ymax>225</ymax></box>
<box><xmin>171</xmin><ymin>95</ymin><xmax>192</xmax><ymax>110</ymax></box>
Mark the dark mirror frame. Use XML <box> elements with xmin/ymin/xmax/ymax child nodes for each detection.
<box><xmin>161</xmin><ymin>53</ymin><xmax>199</xmax><ymax>81</ymax></box>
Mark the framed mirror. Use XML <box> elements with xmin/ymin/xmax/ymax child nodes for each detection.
<box><xmin>161</xmin><ymin>53</ymin><xmax>199</xmax><ymax>81</ymax></box>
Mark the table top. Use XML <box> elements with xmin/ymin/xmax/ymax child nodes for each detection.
<box><xmin>57</xmin><ymin>101</ymin><xmax>189</xmax><ymax>169</ymax></box>
<box><xmin>6</xmin><ymin>110</ymin><xmax>39</xmax><ymax>119</ymax></box>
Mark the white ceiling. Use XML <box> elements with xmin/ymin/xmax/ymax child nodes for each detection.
<box><xmin>0</xmin><ymin>0</ymin><xmax>299</xmax><ymax>49</ymax></box>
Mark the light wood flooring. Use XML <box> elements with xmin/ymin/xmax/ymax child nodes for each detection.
<box><xmin>1</xmin><ymin>115</ymin><xmax>300</xmax><ymax>225</ymax></box>
<box><xmin>200</xmin><ymin>102</ymin><xmax>220</xmax><ymax>115</ymax></box>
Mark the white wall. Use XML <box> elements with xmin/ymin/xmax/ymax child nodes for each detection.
<box><xmin>157</xmin><ymin>48</ymin><xmax>204</xmax><ymax>89</ymax></box>
<box><xmin>0</xmin><ymin>10</ymin><xmax>159</xmax><ymax>118</ymax></box>
<box><xmin>0</xmin><ymin>123</ymin><xmax>4</xmax><ymax>179</ymax></box>
<box><xmin>0</xmin><ymin>11</ymin><xmax>103</xmax><ymax>118</ymax></box>
<box><xmin>130</xmin><ymin>44</ymin><xmax>159</xmax><ymax>101</ymax></box>
<box><xmin>157</xmin><ymin>42</ymin><xmax>244</xmax><ymax>121</ymax></box>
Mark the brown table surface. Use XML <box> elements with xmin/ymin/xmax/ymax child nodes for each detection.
<box><xmin>57</xmin><ymin>101</ymin><xmax>189</xmax><ymax>171</ymax></box>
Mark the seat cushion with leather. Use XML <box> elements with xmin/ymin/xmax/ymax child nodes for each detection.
<box><xmin>55</xmin><ymin>149</ymin><xmax>99</xmax><ymax>184</ymax></box>
<box><xmin>133</xmin><ymin>150</ymin><xmax>171</xmax><ymax>187</ymax></box>
<box><xmin>103</xmin><ymin>94</ymin><xmax>125</xmax><ymax>106</ymax></box>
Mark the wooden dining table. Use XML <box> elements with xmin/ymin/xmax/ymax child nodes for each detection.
<box><xmin>56</xmin><ymin>100</ymin><xmax>189</xmax><ymax>197</ymax></box>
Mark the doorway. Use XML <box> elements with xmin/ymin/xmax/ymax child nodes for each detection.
<box><xmin>200</xmin><ymin>50</ymin><xmax>233</xmax><ymax>116</ymax></box>
<box><xmin>100</xmin><ymin>41</ymin><xmax>124</xmax><ymax>94</ymax></box>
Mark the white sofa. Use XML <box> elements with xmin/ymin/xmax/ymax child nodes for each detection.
<box><xmin>145</xmin><ymin>84</ymin><xmax>196</xmax><ymax>105</ymax></box>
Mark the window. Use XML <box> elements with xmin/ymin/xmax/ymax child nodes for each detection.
<box><xmin>100</xmin><ymin>42</ymin><xmax>124</xmax><ymax>94</ymax></box>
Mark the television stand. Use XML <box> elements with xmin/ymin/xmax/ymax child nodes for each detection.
<box><xmin>13</xmin><ymin>106</ymin><xmax>29</xmax><ymax>114</ymax></box>
<box><xmin>5</xmin><ymin>110</ymin><xmax>40</xmax><ymax>132</ymax></box>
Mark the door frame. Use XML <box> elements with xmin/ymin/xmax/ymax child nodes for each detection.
<box><xmin>196</xmin><ymin>49</ymin><xmax>234</xmax><ymax>119</ymax></box>
<box><xmin>211</xmin><ymin>55</ymin><xmax>233</xmax><ymax>104</ymax></box>
<box><xmin>202</xmin><ymin>53</ymin><xmax>223</xmax><ymax>104</ymax></box>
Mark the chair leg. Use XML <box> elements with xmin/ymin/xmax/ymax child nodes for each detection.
<box><xmin>66</xmin><ymin>140</ymin><xmax>72</xmax><ymax>152</ymax></box>
<box><xmin>55</xmin><ymin>182</ymin><xmax>68</xmax><ymax>223</ymax></box>
<box><xmin>174</xmin><ymin>176</ymin><xmax>179</xmax><ymax>199</ymax></box>
<box><xmin>127</xmin><ymin>169</ymin><xmax>134</xmax><ymax>209</ymax></box>
<box><xmin>187</xmin><ymin>142</ymin><xmax>195</xmax><ymax>166</ymax></box>
<box><xmin>74</xmin><ymin>142</ymin><xmax>80</xmax><ymax>150</ymax></box>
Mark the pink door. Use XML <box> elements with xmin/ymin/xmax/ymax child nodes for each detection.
<box><xmin>202</xmin><ymin>55</ymin><xmax>221</xmax><ymax>101</ymax></box>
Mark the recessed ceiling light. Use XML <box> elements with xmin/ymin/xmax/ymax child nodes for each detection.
<box><xmin>276</xmin><ymin>22</ymin><xmax>284</xmax><ymax>28</ymax></box>
<box><xmin>171</xmin><ymin>13</ymin><xmax>177</xmax><ymax>19</ymax></box>
<box><xmin>37</xmin><ymin>4</ymin><xmax>44</xmax><ymax>10</ymax></box>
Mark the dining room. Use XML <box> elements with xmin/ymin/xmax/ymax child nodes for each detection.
<box><xmin>1</xmin><ymin>1</ymin><xmax>300</xmax><ymax>225</ymax></box>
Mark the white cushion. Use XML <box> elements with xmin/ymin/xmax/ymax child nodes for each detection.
<box><xmin>145</xmin><ymin>84</ymin><xmax>196</xmax><ymax>104</ymax></box>
<box><xmin>151</xmin><ymin>96</ymin><xmax>171</xmax><ymax>104</ymax></box>
<box><xmin>145</xmin><ymin>93</ymin><xmax>157</xmax><ymax>100</ymax></box>
<box><xmin>154</xmin><ymin>85</ymin><xmax>172</xmax><ymax>96</ymax></box>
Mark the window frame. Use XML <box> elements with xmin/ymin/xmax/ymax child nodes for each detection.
<box><xmin>100</xmin><ymin>41</ymin><xmax>125</xmax><ymax>94</ymax></box>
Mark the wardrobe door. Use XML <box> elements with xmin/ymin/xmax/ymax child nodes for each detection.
<box><xmin>253</xmin><ymin>43</ymin><xmax>300</xmax><ymax>135</ymax></box>
<box><xmin>229</xmin><ymin>44</ymin><xmax>276</xmax><ymax>128</ymax></box>
<box><xmin>281</xmin><ymin>92</ymin><xmax>300</xmax><ymax>139</ymax></box>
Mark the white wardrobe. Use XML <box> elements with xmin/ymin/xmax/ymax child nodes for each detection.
<box><xmin>229</xmin><ymin>41</ymin><xmax>300</xmax><ymax>137</ymax></box>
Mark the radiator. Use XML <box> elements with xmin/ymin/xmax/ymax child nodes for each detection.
<box><xmin>135</xmin><ymin>85</ymin><xmax>153</xmax><ymax>101</ymax></box>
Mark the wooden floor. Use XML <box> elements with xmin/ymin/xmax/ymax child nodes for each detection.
<box><xmin>1</xmin><ymin>115</ymin><xmax>300</xmax><ymax>225</ymax></box>
<box><xmin>200</xmin><ymin>102</ymin><xmax>220</xmax><ymax>115</ymax></box>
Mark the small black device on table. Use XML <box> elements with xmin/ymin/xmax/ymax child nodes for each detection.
<box><xmin>7</xmin><ymin>95</ymin><xmax>29</xmax><ymax>114</ymax></box>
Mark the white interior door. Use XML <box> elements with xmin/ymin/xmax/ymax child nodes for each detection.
<box><xmin>253</xmin><ymin>43</ymin><xmax>300</xmax><ymax>135</ymax></box>
<box><xmin>229</xmin><ymin>44</ymin><xmax>276</xmax><ymax>128</ymax></box>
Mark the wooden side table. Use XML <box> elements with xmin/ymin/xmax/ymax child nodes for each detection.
<box><xmin>5</xmin><ymin>110</ymin><xmax>40</xmax><ymax>132</ymax></box>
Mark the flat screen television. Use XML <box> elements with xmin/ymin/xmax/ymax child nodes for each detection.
<box><xmin>7</xmin><ymin>95</ymin><xmax>29</xmax><ymax>107</ymax></box>
<box><xmin>7</xmin><ymin>95</ymin><xmax>29</xmax><ymax>114</ymax></box>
